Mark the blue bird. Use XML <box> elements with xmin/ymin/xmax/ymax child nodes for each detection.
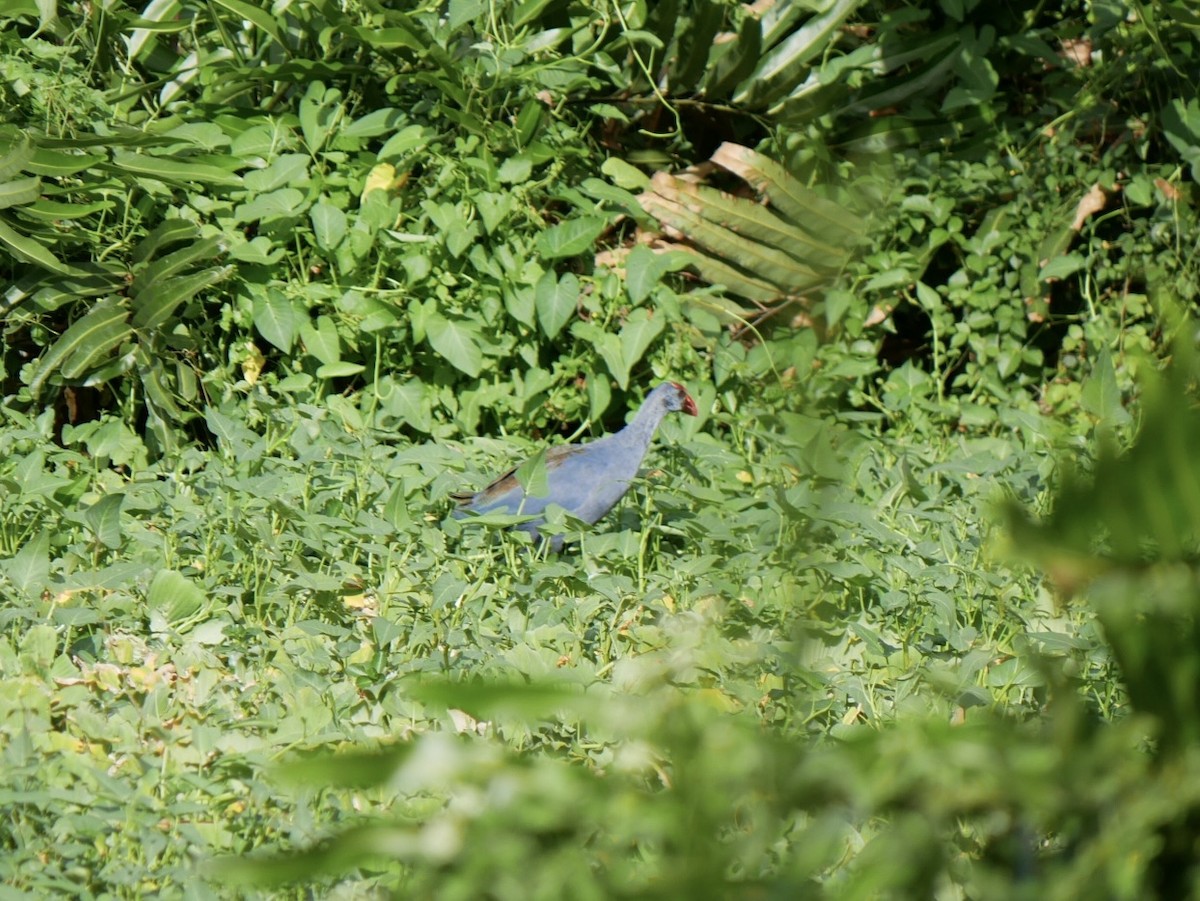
<box><xmin>452</xmin><ymin>382</ymin><xmax>698</xmax><ymax>550</ymax></box>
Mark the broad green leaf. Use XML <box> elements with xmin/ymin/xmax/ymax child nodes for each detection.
<box><xmin>914</xmin><ymin>281</ymin><xmax>943</xmax><ymax>313</ymax></box>
<box><xmin>299</xmin><ymin>81</ymin><xmax>342</xmax><ymax>153</ymax></box>
<box><xmin>109</xmin><ymin>151</ymin><xmax>242</xmax><ymax>187</ymax></box>
<box><xmin>343</xmin><ymin>108</ymin><xmax>405</xmax><ymax>139</ymax></box>
<box><xmin>625</xmin><ymin>244</ymin><xmax>674</xmax><ymax>304</ymax></box>
<box><xmin>204</xmin><ymin>406</ymin><xmax>258</xmax><ymax>455</ymax></box>
<box><xmin>147</xmin><ymin>569</ymin><xmax>206</xmax><ymax>631</ymax></box>
<box><xmin>311</xmin><ymin>202</ymin><xmax>347</xmax><ymax>251</ymax></box>
<box><xmin>243</xmin><ymin>154</ymin><xmax>310</xmax><ymax>193</ymax></box>
<box><xmin>132</xmin><ymin>265</ymin><xmax>233</xmax><ymax>330</ymax></box>
<box><xmin>208</xmin><ymin>0</ymin><xmax>287</xmax><ymax>47</ymax></box>
<box><xmin>0</xmin><ymin>133</ymin><xmax>34</xmax><ymax>179</ymax></box>
<box><xmin>504</xmin><ymin>283</ymin><xmax>535</xmax><ymax>327</ymax></box>
<box><xmin>300</xmin><ymin>315</ymin><xmax>341</xmax><ymax>366</ymax></box>
<box><xmin>711</xmin><ymin>143</ymin><xmax>866</xmax><ymax>244</ymax></box>
<box><xmin>515</xmin><ymin>447</ymin><xmax>549</xmax><ymax>498</ymax></box>
<box><xmin>132</xmin><ymin>220</ymin><xmax>200</xmax><ymax>265</ymax></box>
<box><xmin>1039</xmin><ymin>253</ymin><xmax>1086</xmax><ymax>281</ymax></box>
<box><xmin>28</xmin><ymin>298</ymin><xmax>130</xmax><ymax>395</ymax></box>
<box><xmin>5</xmin><ymin>531</ymin><xmax>49</xmax><ymax>595</ymax></box>
<box><xmin>586</xmin><ymin>371</ymin><xmax>612</xmax><ymax>420</ymax></box>
<box><xmin>426</xmin><ymin>314</ymin><xmax>483</xmax><ymax>377</ymax></box>
<box><xmin>573</xmin><ymin>322</ymin><xmax>627</xmax><ymax>389</ymax></box>
<box><xmin>235</xmin><ymin>188</ymin><xmax>307</xmax><ymax>223</ymax></box>
<box><xmin>21</xmin><ymin>198</ymin><xmax>115</xmax><ymax>220</ymax></box>
<box><xmin>253</xmin><ymin>290</ymin><xmax>300</xmax><ymax>352</ymax></box>
<box><xmin>0</xmin><ymin>216</ymin><xmax>79</xmax><ymax>274</ymax></box>
<box><xmin>476</xmin><ymin>192</ymin><xmax>515</xmax><ymax>234</ymax></box>
<box><xmin>1081</xmin><ymin>347</ymin><xmax>1132</xmax><ymax>429</ymax></box>
<box><xmin>735</xmin><ymin>0</ymin><xmax>864</xmax><ymax>107</ymax></box>
<box><xmin>25</xmin><ymin>148</ymin><xmax>103</xmax><ymax>176</ymax></box>
<box><xmin>379</xmin><ymin>376</ymin><xmax>432</xmax><ymax>433</ymax></box>
<box><xmin>601</xmin><ymin>157</ymin><xmax>649</xmax><ymax>190</ymax></box>
<box><xmin>0</xmin><ymin>176</ymin><xmax>40</xmax><ymax>209</ymax></box>
<box><xmin>676</xmin><ymin>248</ymin><xmax>777</xmax><ymax>307</ymax></box>
<box><xmin>535</xmin><ymin>270</ymin><xmax>578</xmax><ymax>339</ymax></box>
<box><xmin>498</xmin><ymin>155</ymin><xmax>532</xmax><ymax>185</ymax></box>
<box><xmin>377</xmin><ymin>124</ymin><xmax>434</xmax><ymax>161</ymax></box>
<box><xmin>536</xmin><ymin>216</ymin><xmax>606</xmax><ymax>259</ymax></box>
<box><xmin>84</xmin><ymin>492</ymin><xmax>125</xmax><ymax>550</ymax></box>
<box><xmin>132</xmin><ymin>235</ymin><xmax>224</xmax><ymax>295</ymax></box>
<box><xmin>580</xmin><ymin>177</ymin><xmax>653</xmax><ymax>224</ymax></box>
<box><xmin>316</xmin><ymin>361</ymin><xmax>366</xmax><ymax>378</ymax></box>
<box><xmin>1160</xmin><ymin>97</ymin><xmax>1200</xmax><ymax>158</ymax></box>
<box><xmin>617</xmin><ymin>307</ymin><xmax>665</xmax><ymax>372</ymax></box>
<box><xmin>641</xmin><ymin>188</ymin><xmax>823</xmax><ymax>292</ymax></box>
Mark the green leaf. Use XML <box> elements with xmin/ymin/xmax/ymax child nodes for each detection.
<box><xmin>132</xmin><ymin>266</ymin><xmax>232</xmax><ymax>330</ymax></box>
<box><xmin>300</xmin><ymin>315</ymin><xmax>341</xmax><ymax>366</ymax></box>
<box><xmin>536</xmin><ymin>216</ymin><xmax>606</xmax><ymax>259</ymax></box>
<box><xmin>617</xmin><ymin>307</ymin><xmax>665</xmax><ymax>372</ymax></box>
<box><xmin>84</xmin><ymin>492</ymin><xmax>125</xmax><ymax>550</ymax></box>
<box><xmin>0</xmin><ymin>132</ymin><xmax>34</xmax><ymax>179</ymax></box>
<box><xmin>426</xmin><ymin>314</ymin><xmax>483</xmax><ymax>377</ymax></box>
<box><xmin>515</xmin><ymin>447</ymin><xmax>549</xmax><ymax>498</ymax></box>
<box><xmin>498</xmin><ymin>155</ymin><xmax>532</xmax><ymax>185</ymax></box>
<box><xmin>25</xmin><ymin>148</ymin><xmax>104</xmax><ymax>177</ymax></box>
<box><xmin>29</xmin><ymin>298</ymin><xmax>131</xmax><ymax>395</ymax></box>
<box><xmin>299</xmin><ymin>81</ymin><xmax>342</xmax><ymax>153</ymax></box>
<box><xmin>235</xmin><ymin>188</ymin><xmax>307</xmax><ymax>223</ymax></box>
<box><xmin>1039</xmin><ymin>253</ymin><xmax>1086</xmax><ymax>281</ymax></box>
<box><xmin>109</xmin><ymin>151</ymin><xmax>242</xmax><ymax>187</ymax></box>
<box><xmin>342</xmin><ymin>108</ymin><xmax>406</xmax><ymax>139</ymax></box>
<box><xmin>601</xmin><ymin>157</ymin><xmax>649</xmax><ymax>190</ymax></box>
<box><xmin>573</xmin><ymin>322</ymin><xmax>627</xmax><ymax>389</ymax></box>
<box><xmin>377</xmin><ymin>124</ymin><xmax>434</xmax><ymax>162</ymax></box>
<box><xmin>0</xmin><ymin>216</ymin><xmax>80</xmax><ymax>275</ymax></box>
<box><xmin>735</xmin><ymin>0</ymin><xmax>864</xmax><ymax>107</ymax></box>
<box><xmin>21</xmin><ymin>198</ymin><xmax>115</xmax><ymax>221</ymax></box>
<box><xmin>5</xmin><ymin>531</ymin><xmax>49</xmax><ymax>595</ymax></box>
<box><xmin>311</xmin><ymin>202</ymin><xmax>348</xmax><ymax>251</ymax></box>
<box><xmin>0</xmin><ymin>176</ymin><xmax>40</xmax><ymax>209</ymax></box>
<box><xmin>1081</xmin><ymin>347</ymin><xmax>1132</xmax><ymax>429</ymax></box>
<box><xmin>243</xmin><ymin>154</ymin><xmax>310</xmax><ymax>193</ymax></box>
<box><xmin>534</xmin><ymin>270</ymin><xmax>578</xmax><ymax>339</ymax></box>
<box><xmin>253</xmin><ymin>290</ymin><xmax>300</xmax><ymax>352</ymax></box>
<box><xmin>204</xmin><ymin>406</ymin><xmax>259</xmax><ymax>456</ymax></box>
<box><xmin>131</xmin><ymin>220</ymin><xmax>200</xmax><ymax>265</ymax></box>
<box><xmin>625</xmin><ymin>244</ymin><xmax>674</xmax><ymax>304</ymax></box>
<box><xmin>146</xmin><ymin>569</ymin><xmax>207</xmax><ymax>632</ymax></box>
<box><xmin>316</xmin><ymin>361</ymin><xmax>366</xmax><ymax>378</ymax></box>
<box><xmin>131</xmin><ymin>235</ymin><xmax>224</xmax><ymax>295</ymax></box>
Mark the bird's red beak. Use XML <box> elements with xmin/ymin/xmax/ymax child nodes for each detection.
<box><xmin>682</xmin><ymin>392</ymin><xmax>698</xmax><ymax>416</ymax></box>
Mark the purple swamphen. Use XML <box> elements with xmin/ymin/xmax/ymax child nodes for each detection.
<box><xmin>452</xmin><ymin>382</ymin><xmax>698</xmax><ymax>550</ymax></box>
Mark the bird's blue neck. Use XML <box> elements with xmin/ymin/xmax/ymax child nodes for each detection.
<box><xmin>616</xmin><ymin>396</ymin><xmax>668</xmax><ymax>452</ymax></box>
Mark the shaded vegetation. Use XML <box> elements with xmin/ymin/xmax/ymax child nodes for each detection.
<box><xmin>2</xmin><ymin>0</ymin><xmax>1200</xmax><ymax>897</ymax></box>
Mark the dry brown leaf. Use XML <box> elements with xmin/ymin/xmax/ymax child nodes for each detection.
<box><xmin>1155</xmin><ymin>178</ymin><xmax>1182</xmax><ymax>202</ymax></box>
<box><xmin>1071</xmin><ymin>183</ymin><xmax>1107</xmax><ymax>231</ymax></box>
<box><xmin>1059</xmin><ymin>37</ymin><xmax>1092</xmax><ymax>67</ymax></box>
<box><xmin>864</xmin><ymin>304</ymin><xmax>893</xmax><ymax>327</ymax></box>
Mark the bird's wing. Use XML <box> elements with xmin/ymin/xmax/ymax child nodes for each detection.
<box><xmin>456</xmin><ymin>444</ymin><xmax>586</xmax><ymax>514</ymax></box>
<box><xmin>537</xmin><ymin>438</ymin><xmax>640</xmax><ymax>524</ymax></box>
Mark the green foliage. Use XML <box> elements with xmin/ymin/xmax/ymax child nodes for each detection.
<box><xmin>4</xmin><ymin>0</ymin><xmax>1200</xmax><ymax>898</ymax></box>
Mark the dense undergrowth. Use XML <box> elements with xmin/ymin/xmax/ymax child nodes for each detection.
<box><xmin>3</xmin><ymin>0</ymin><xmax>1200</xmax><ymax>898</ymax></box>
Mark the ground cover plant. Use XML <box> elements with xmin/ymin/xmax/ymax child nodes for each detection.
<box><xmin>3</xmin><ymin>0</ymin><xmax>1200</xmax><ymax>897</ymax></box>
